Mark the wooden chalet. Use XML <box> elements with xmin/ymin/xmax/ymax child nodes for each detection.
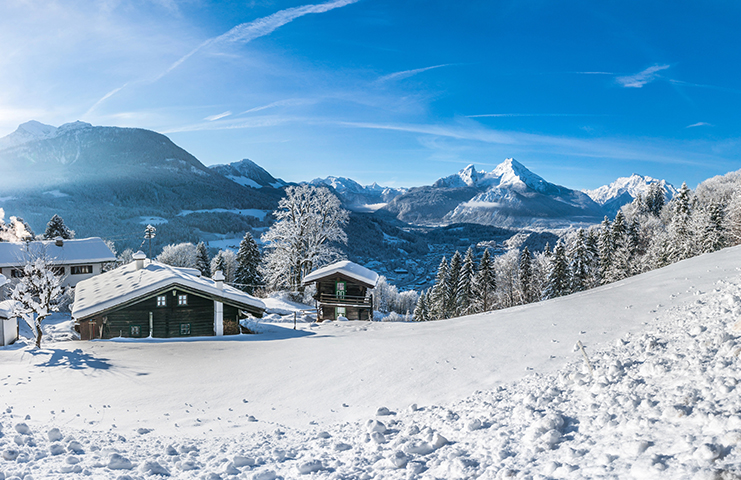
<box><xmin>72</xmin><ymin>252</ymin><xmax>264</xmax><ymax>340</ymax></box>
<box><xmin>0</xmin><ymin>237</ymin><xmax>116</xmax><ymax>296</ymax></box>
<box><xmin>303</xmin><ymin>260</ymin><xmax>379</xmax><ymax>321</ymax></box>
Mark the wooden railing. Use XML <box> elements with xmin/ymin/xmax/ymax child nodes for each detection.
<box><xmin>318</xmin><ymin>293</ymin><xmax>372</xmax><ymax>306</ymax></box>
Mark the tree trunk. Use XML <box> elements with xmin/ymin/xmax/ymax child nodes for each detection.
<box><xmin>35</xmin><ymin>322</ymin><xmax>43</xmax><ymax>348</ymax></box>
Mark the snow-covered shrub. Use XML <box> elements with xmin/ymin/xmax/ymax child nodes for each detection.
<box><xmin>157</xmin><ymin>242</ymin><xmax>198</xmax><ymax>268</ymax></box>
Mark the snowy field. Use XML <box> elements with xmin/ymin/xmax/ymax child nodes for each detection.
<box><xmin>2</xmin><ymin>247</ymin><xmax>741</xmax><ymax>478</ymax></box>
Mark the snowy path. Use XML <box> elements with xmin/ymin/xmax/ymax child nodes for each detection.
<box><xmin>2</xmin><ymin>247</ymin><xmax>741</xmax><ymax>478</ymax></box>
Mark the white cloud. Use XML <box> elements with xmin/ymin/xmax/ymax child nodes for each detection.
<box><xmin>240</xmin><ymin>98</ymin><xmax>316</xmax><ymax>115</ymax></box>
<box><xmin>686</xmin><ymin>122</ymin><xmax>713</xmax><ymax>128</ymax></box>
<box><xmin>616</xmin><ymin>64</ymin><xmax>670</xmax><ymax>88</ymax></box>
<box><xmin>204</xmin><ymin>111</ymin><xmax>233</xmax><ymax>121</ymax></box>
<box><xmin>377</xmin><ymin>64</ymin><xmax>452</xmax><ymax>83</ymax></box>
<box><xmin>156</xmin><ymin>0</ymin><xmax>359</xmax><ymax>82</ymax></box>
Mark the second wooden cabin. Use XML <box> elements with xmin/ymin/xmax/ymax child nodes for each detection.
<box><xmin>302</xmin><ymin>260</ymin><xmax>379</xmax><ymax>321</ymax></box>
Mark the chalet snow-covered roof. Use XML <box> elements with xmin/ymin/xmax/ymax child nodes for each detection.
<box><xmin>302</xmin><ymin>260</ymin><xmax>379</xmax><ymax>288</ymax></box>
<box><xmin>72</xmin><ymin>260</ymin><xmax>265</xmax><ymax>321</ymax></box>
<box><xmin>0</xmin><ymin>300</ymin><xmax>19</xmax><ymax>319</ymax></box>
<box><xmin>0</xmin><ymin>237</ymin><xmax>116</xmax><ymax>268</ymax></box>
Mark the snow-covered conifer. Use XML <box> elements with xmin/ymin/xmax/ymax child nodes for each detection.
<box><xmin>456</xmin><ymin>248</ymin><xmax>476</xmax><ymax>315</ymax></box>
<box><xmin>645</xmin><ymin>182</ymin><xmax>666</xmax><ymax>217</ymax></box>
<box><xmin>544</xmin><ymin>241</ymin><xmax>569</xmax><ymax>299</ymax></box>
<box><xmin>234</xmin><ymin>232</ymin><xmax>262</xmax><ymax>294</ymax></box>
<box><xmin>517</xmin><ymin>247</ymin><xmax>533</xmax><ymax>304</ymax></box>
<box><xmin>473</xmin><ymin>249</ymin><xmax>496</xmax><ymax>312</ymax></box>
<box><xmin>699</xmin><ymin>203</ymin><xmax>726</xmax><ymax>253</ymax></box>
<box><xmin>195</xmin><ymin>242</ymin><xmax>211</xmax><ymax>277</ymax></box>
<box><xmin>43</xmin><ymin>214</ymin><xmax>74</xmax><ymax>240</ymax></box>
<box><xmin>597</xmin><ymin>216</ymin><xmax>613</xmax><ymax>284</ymax></box>
<box><xmin>568</xmin><ymin>229</ymin><xmax>590</xmax><ymax>293</ymax></box>
<box><xmin>413</xmin><ymin>290</ymin><xmax>429</xmax><ymax>321</ymax></box>
<box><xmin>429</xmin><ymin>257</ymin><xmax>449</xmax><ymax>320</ymax></box>
<box><xmin>211</xmin><ymin>250</ymin><xmax>237</xmax><ymax>283</ymax></box>
<box><xmin>446</xmin><ymin>251</ymin><xmax>463</xmax><ymax>317</ymax></box>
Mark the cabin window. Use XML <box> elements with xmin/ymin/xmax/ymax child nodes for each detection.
<box><xmin>71</xmin><ymin>265</ymin><xmax>93</xmax><ymax>275</ymax></box>
<box><xmin>51</xmin><ymin>266</ymin><xmax>65</xmax><ymax>276</ymax></box>
<box><xmin>130</xmin><ymin>325</ymin><xmax>141</xmax><ymax>337</ymax></box>
<box><xmin>177</xmin><ymin>294</ymin><xmax>188</xmax><ymax>306</ymax></box>
<box><xmin>336</xmin><ymin>306</ymin><xmax>346</xmax><ymax>318</ymax></box>
<box><xmin>10</xmin><ymin>269</ymin><xmax>24</xmax><ymax>278</ymax></box>
<box><xmin>336</xmin><ymin>281</ymin><xmax>346</xmax><ymax>299</ymax></box>
<box><xmin>156</xmin><ymin>295</ymin><xmax>167</xmax><ymax>307</ymax></box>
<box><xmin>180</xmin><ymin>323</ymin><xmax>191</xmax><ymax>335</ymax></box>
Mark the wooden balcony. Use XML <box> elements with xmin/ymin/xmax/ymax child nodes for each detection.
<box><xmin>317</xmin><ymin>293</ymin><xmax>373</xmax><ymax>307</ymax></box>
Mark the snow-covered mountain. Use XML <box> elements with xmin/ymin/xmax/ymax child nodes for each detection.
<box><xmin>584</xmin><ymin>174</ymin><xmax>677</xmax><ymax>216</ymax></box>
<box><xmin>0</xmin><ymin>121</ymin><xmax>283</xmax><ymax>250</ymax></box>
<box><xmin>309</xmin><ymin>176</ymin><xmax>406</xmax><ymax>212</ymax></box>
<box><xmin>209</xmin><ymin>158</ymin><xmax>287</xmax><ymax>189</ymax></box>
<box><xmin>384</xmin><ymin>159</ymin><xmax>604</xmax><ymax>228</ymax></box>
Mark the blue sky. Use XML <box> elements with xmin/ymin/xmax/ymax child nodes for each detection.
<box><xmin>1</xmin><ymin>0</ymin><xmax>739</xmax><ymax>189</ymax></box>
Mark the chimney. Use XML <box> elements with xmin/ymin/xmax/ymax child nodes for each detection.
<box><xmin>55</xmin><ymin>236</ymin><xmax>63</xmax><ymax>247</ymax></box>
<box><xmin>133</xmin><ymin>251</ymin><xmax>147</xmax><ymax>270</ymax></box>
<box><xmin>213</xmin><ymin>270</ymin><xmax>225</xmax><ymax>290</ymax></box>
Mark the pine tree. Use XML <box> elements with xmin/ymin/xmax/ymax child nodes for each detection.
<box><xmin>234</xmin><ymin>232</ymin><xmax>262</xmax><ymax>294</ymax></box>
<box><xmin>413</xmin><ymin>290</ymin><xmax>430</xmax><ymax>321</ymax></box>
<box><xmin>43</xmin><ymin>214</ymin><xmax>74</xmax><ymax>240</ymax></box>
<box><xmin>456</xmin><ymin>248</ymin><xmax>476</xmax><ymax>315</ymax></box>
<box><xmin>544</xmin><ymin>241</ymin><xmax>569</xmax><ymax>299</ymax></box>
<box><xmin>645</xmin><ymin>182</ymin><xmax>666</xmax><ymax>217</ymax></box>
<box><xmin>518</xmin><ymin>247</ymin><xmax>533</xmax><ymax>304</ymax></box>
<box><xmin>195</xmin><ymin>242</ymin><xmax>211</xmax><ymax>277</ymax></box>
<box><xmin>667</xmin><ymin>182</ymin><xmax>694</xmax><ymax>262</ymax></box>
<box><xmin>429</xmin><ymin>257</ymin><xmax>449</xmax><ymax>320</ymax></box>
<box><xmin>568</xmin><ymin>229</ymin><xmax>589</xmax><ymax>293</ymax></box>
<box><xmin>597</xmin><ymin>216</ymin><xmax>613</xmax><ymax>284</ymax></box>
<box><xmin>473</xmin><ymin>248</ymin><xmax>496</xmax><ymax>312</ymax></box>
<box><xmin>699</xmin><ymin>203</ymin><xmax>726</xmax><ymax>253</ymax></box>
<box><xmin>445</xmin><ymin>251</ymin><xmax>463</xmax><ymax>318</ymax></box>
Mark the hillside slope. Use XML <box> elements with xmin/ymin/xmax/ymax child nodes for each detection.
<box><xmin>2</xmin><ymin>246</ymin><xmax>741</xmax><ymax>477</ymax></box>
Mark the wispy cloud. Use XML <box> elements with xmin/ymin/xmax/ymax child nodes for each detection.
<box><xmin>669</xmin><ymin>79</ymin><xmax>741</xmax><ymax>95</ymax></box>
<box><xmin>686</xmin><ymin>122</ymin><xmax>713</xmax><ymax>128</ymax></box>
<box><xmin>616</xmin><ymin>64</ymin><xmax>670</xmax><ymax>88</ymax></box>
<box><xmin>83</xmin><ymin>83</ymin><xmax>128</xmax><ymax>117</ymax></box>
<box><xmin>94</xmin><ymin>0</ymin><xmax>359</xmax><ymax>112</ymax></box>
<box><xmin>240</xmin><ymin>98</ymin><xmax>316</xmax><ymax>115</ymax></box>
<box><xmin>466</xmin><ymin>113</ymin><xmax>608</xmax><ymax>118</ymax></box>
<box><xmin>156</xmin><ymin>0</ymin><xmax>359</xmax><ymax>82</ymax></box>
<box><xmin>335</xmin><ymin>119</ymin><xmax>721</xmax><ymax>168</ymax></box>
<box><xmin>573</xmin><ymin>71</ymin><xmax>614</xmax><ymax>75</ymax></box>
<box><xmin>376</xmin><ymin>64</ymin><xmax>452</xmax><ymax>83</ymax></box>
<box><xmin>205</xmin><ymin>111</ymin><xmax>232</xmax><ymax>121</ymax></box>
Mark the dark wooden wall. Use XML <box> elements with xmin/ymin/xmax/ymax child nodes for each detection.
<box><xmin>95</xmin><ymin>288</ymin><xmax>215</xmax><ymax>339</ymax></box>
<box><xmin>317</xmin><ymin>277</ymin><xmax>367</xmax><ymax>298</ymax></box>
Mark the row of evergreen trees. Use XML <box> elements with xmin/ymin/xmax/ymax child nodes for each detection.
<box><xmin>414</xmin><ymin>180</ymin><xmax>733</xmax><ymax>321</ymax></box>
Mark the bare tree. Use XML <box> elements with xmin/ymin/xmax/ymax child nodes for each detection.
<box><xmin>11</xmin><ymin>248</ymin><xmax>65</xmax><ymax>348</ymax></box>
<box><xmin>261</xmin><ymin>185</ymin><xmax>349</xmax><ymax>292</ymax></box>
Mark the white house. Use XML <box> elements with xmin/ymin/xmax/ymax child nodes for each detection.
<box><xmin>72</xmin><ymin>252</ymin><xmax>265</xmax><ymax>340</ymax></box>
<box><xmin>0</xmin><ymin>237</ymin><xmax>116</xmax><ymax>296</ymax></box>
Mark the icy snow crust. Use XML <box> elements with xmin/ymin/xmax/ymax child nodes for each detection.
<box><xmin>4</xmin><ymin>247</ymin><xmax>741</xmax><ymax>478</ymax></box>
